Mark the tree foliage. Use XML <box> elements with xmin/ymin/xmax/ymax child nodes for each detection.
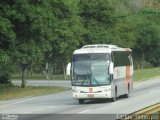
<box><xmin>0</xmin><ymin>0</ymin><xmax>160</xmax><ymax>86</ymax></box>
<box><xmin>80</xmin><ymin>0</ymin><xmax>116</xmax><ymax>44</ymax></box>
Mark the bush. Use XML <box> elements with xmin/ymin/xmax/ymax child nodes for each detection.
<box><xmin>0</xmin><ymin>51</ymin><xmax>12</xmax><ymax>84</ymax></box>
<box><xmin>134</xmin><ymin>60</ymin><xmax>153</xmax><ymax>70</ymax></box>
<box><xmin>0</xmin><ymin>72</ymin><xmax>11</xmax><ymax>84</ymax></box>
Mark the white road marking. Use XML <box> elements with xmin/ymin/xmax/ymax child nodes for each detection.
<box><xmin>32</xmin><ymin>108</ymin><xmax>47</xmax><ymax>113</ymax></box>
<box><xmin>42</xmin><ymin>90</ymin><xmax>71</xmax><ymax>97</ymax></box>
<box><xmin>23</xmin><ymin>111</ymin><xmax>32</xmax><ymax>114</ymax></box>
<box><xmin>111</xmin><ymin>101</ymin><xmax>122</xmax><ymax>105</ymax></box>
<box><xmin>0</xmin><ymin>98</ymin><xmax>33</xmax><ymax>108</ymax></box>
<box><xmin>0</xmin><ymin>90</ymin><xmax>71</xmax><ymax>109</ymax></box>
<box><xmin>78</xmin><ymin>109</ymin><xmax>91</xmax><ymax>114</ymax></box>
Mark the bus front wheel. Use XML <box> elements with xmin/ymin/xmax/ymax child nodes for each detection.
<box><xmin>79</xmin><ymin>99</ymin><xmax>85</xmax><ymax>104</ymax></box>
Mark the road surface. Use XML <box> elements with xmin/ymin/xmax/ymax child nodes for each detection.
<box><xmin>1</xmin><ymin>78</ymin><xmax>160</xmax><ymax>120</ymax></box>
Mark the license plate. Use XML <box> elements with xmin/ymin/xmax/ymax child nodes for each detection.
<box><xmin>87</xmin><ymin>94</ymin><xmax>94</xmax><ymax>98</ymax></box>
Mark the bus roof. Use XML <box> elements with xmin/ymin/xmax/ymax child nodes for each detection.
<box><xmin>73</xmin><ymin>44</ymin><xmax>132</xmax><ymax>54</ymax></box>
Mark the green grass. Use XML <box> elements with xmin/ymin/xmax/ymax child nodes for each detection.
<box><xmin>11</xmin><ymin>73</ymin><xmax>70</xmax><ymax>80</ymax></box>
<box><xmin>134</xmin><ymin>67</ymin><xmax>160</xmax><ymax>81</ymax></box>
<box><xmin>0</xmin><ymin>84</ymin><xmax>70</xmax><ymax>101</ymax></box>
<box><xmin>11</xmin><ymin>67</ymin><xmax>160</xmax><ymax>82</ymax></box>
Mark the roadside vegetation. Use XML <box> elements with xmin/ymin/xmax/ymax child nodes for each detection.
<box><xmin>0</xmin><ymin>0</ymin><xmax>160</xmax><ymax>87</ymax></box>
<box><xmin>0</xmin><ymin>84</ymin><xmax>69</xmax><ymax>101</ymax></box>
<box><xmin>11</xmin><ymin>74</ymin><xmax>70</xmax><ymax>80</ymax></box>
<box><xmin>134</xmin><ymin>67</ymin><xmax>160</xmax><ymax>81</ymax></box>
<box><xmin>11</xmin><ymin>67</ymin><xmax>160</xmax><ymax>82</ymax></box>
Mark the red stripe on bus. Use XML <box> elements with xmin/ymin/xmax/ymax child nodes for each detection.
<box><xmin>126</xmin><ymin>65</ymin><xmax>130</xmax><ymax>88</ymax></box>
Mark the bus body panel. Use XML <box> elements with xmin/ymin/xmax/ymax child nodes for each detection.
<box><xmin>72</xmin><ymin>85</ymin><xmax>112</xmax><ymax>99</ymax></box>
<box><xmin>70</xmin><ymin>44</ymin><xmax>134</xmax><ymax>101</ymax></box>
<box><xmin>113</xmin><ymin>66</ymin><xmax>133</xmax><ymax>97</ymax></box>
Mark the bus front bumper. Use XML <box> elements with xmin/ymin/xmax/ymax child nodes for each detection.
<box><xmin>72</xmin><ymin>92</ymin><xmax>111</xmax><ymax>99</ymax></box>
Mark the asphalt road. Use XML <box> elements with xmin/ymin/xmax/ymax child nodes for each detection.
<box><xmin>1</xmin><ymin>78</ymin><xmax>160</xmax><ymax>120</ymax></box>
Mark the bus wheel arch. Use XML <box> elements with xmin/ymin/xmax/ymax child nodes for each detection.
<box><xmin>124</xmin><ymin>84</ymin><xmax>130</xmax><ymax>98</ymax></box>
<box><xmin>128</xmin><ymin>83</ymin><xmax>130</xmax><ymax>93</ymax></box>
<box><xmin>111</xmin><ymin>86</ymin><xmax>117</xmax><ymax>102</ymax></box>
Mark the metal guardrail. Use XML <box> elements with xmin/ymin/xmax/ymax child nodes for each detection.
<box><xmin>133</xmin><ymin>103</ymin><xmax>160</xmax><ymax>115</ymax></box>
<box><xmin>118</xmin><ymin>103</ymin><xmax>160</xmax><ymax>120</ymax></box>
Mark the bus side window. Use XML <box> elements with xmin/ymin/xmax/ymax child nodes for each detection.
<box><xmin>113</xmin><ymin>51</ymin><xmax>131</xmax><ymax>67</ymax></box>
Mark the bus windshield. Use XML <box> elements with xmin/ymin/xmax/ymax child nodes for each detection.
<box><xmin>72</xmin><ymin>53</ymin><xmax>110</xmax><ymax>86</ymax></box>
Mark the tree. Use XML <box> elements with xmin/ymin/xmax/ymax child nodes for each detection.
<box><xmin>2</xmin><ymin>0</ymin><xmax>56</xmax><ymax>87</ymax></box>
<box><xmin>80</xmin><ymin>0</ymin><xmax>117</xmax><ymax>45</ymax></box>
<box><xmin>0</xmin><ymin>0</ymin><xmax>160</xmax><ymax>85</ymax></box>
<box><xmin>0</xmin><ymin>7</ymin><xmax>16</xmax><ymax>83</ymax></box>
<box><xmin>133</xmin><ymin>21</ymin><xmax>160</xmax><ymax>68</ymax></box>
<box><xmin>47</xmin><ymin>0</ymin><xmax>84</xmax><ymax>79</ymax></box>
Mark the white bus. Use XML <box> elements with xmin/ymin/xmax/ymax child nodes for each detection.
<box><xmin>68</xmin><ymin>44</ymin><xmax>133</xmax><ymax>104</ymax></box>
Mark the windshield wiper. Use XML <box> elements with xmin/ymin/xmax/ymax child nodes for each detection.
<box><xmin>73</xmin><ymin>72</ymin><xmax>90</xmax><ymax>85</ymax></box>
<box><xmin>73</xmin><ymin>72</ymin><xmax>100</xmax><ymax>86</ymax></box>
<box><xmin>90</xmin><ymin>74</ymin><xmax>100</xmax><ymax>86</ymax></box>
<box><xmin>80</xmin><ymin>73</ymin><xmax>91</xmax><ymax>86</ymax></box>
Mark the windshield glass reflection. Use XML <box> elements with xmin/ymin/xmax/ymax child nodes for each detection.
<box><xmin>72</xmin><ymin>53</ymin><xmax>110</xmax><ymax>86</ymax></box>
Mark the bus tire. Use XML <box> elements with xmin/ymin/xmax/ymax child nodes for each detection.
<box><xmin>79</xmin><ymin>99</ymin><xmax>85</xmax><ymax>104</ymax></box>
<box><xmin>111</xmin><ymin>88</ymin><xmax>117</xmax><ymax>102</ymax></box>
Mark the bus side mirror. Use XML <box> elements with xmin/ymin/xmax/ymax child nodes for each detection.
<box><xmin>109</xmin><ymin>62</ymin><xmax>113</xmax><ymax>74</ymax></box>
<box><xmin>66</xmin><ymin>63</ymin><xmax>71</xmax><ymax>75</ymax></box>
